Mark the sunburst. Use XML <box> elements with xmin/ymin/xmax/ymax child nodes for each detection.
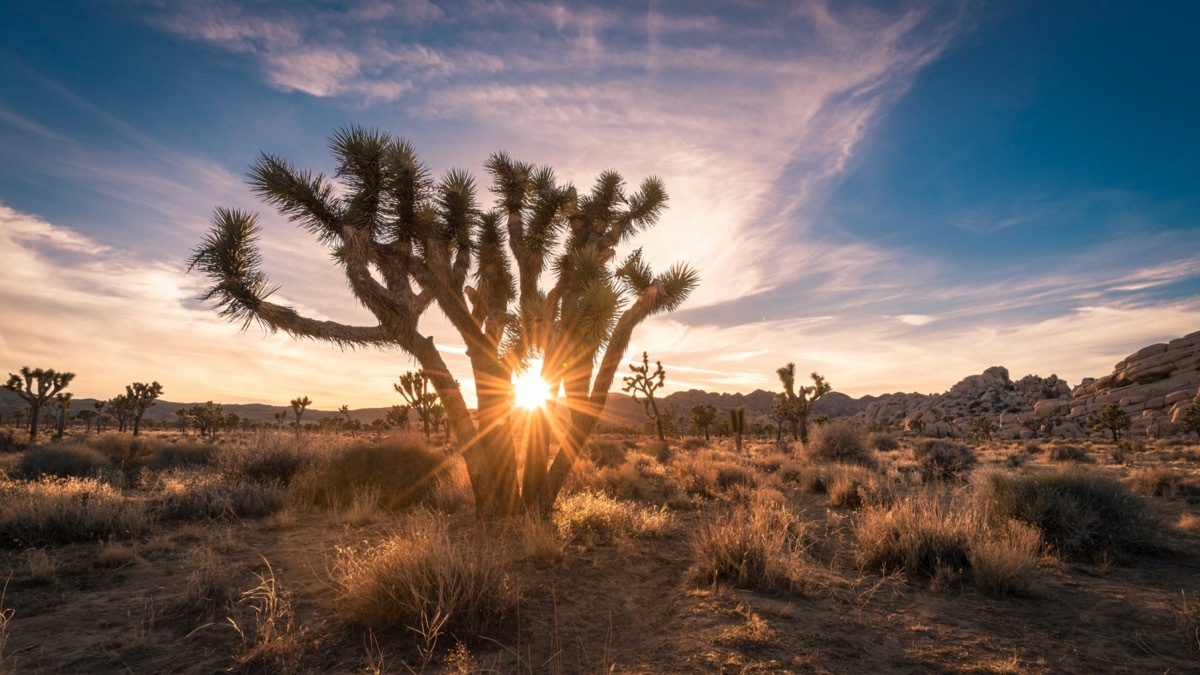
<box><xmin>513</xmin><ymin>359</ymin><xmax>551</xmax><ymax>410</ymax></box>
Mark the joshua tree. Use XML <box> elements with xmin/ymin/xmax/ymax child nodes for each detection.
<box><xmin>395</xmin><ymin>371</ymin><xmax>440</xmax><ymax>438</ymax></box>
<box><xmin>429</xmin><ymin>403</ymin><xmax>447</xmax><ymax>438</ymax></box>
<box><xmin>1088</xmin><ymin>403</ymin><xmax>1132</xmax><ymax>442</ymax></box>
<box><xmin>1181</xmin><ymin>403</ymin><xmax>1200</xmax><ymax>439</ymax></box>
<box><xmin>93</xmin><ymin>401</ymin><xmax>106</xmax><ymax>433</ymax></box>
<box><xmin>729</xmin><ymin>406</ymin><xmax>746</xmax><ymax>453</ymax></box>
<box><xmin>3</xmin><ymin>367</ymin><xmax>75</xmax><ymax>443</ymax></box>
<box><xmin>77</xmin><ymin>409</ymin><xmax>98</xmax><ymax>434</ymax></box>
<box><xmin>126</xmin><ymin>381</ymin><xmax>163</xmax><ymax>436</ymax></box>
<box><xmin>969</xmin><ymin>416</ymin><xmax>997</xmax><ymax>443</ymax></box>
<box><xmin>290</xmin><ymin>396</ymin><xmax>311</xmax><ymax>436</ymax></box>
<box><xmin>107</xmin><ymin>394</ymin><xmax>133</xmax><ymax>433</ymax></box>
<box><xmin>192</xmin><ymin>401</ymin><xmax>224</xmax><ymax>437</ymax></box>
<box><xmin>53</xmin><ymin>393</ymin><xmax>73</xmax><ymax>439</ymax></box>
<box><xmin>690</xmin><ymin>404</ymin><xmax>717</xmax><ymax>441</ymax></box>
<box><xmin>622</xmin><ymin>352</ymin><xmax>668</xmax><ymax>441</ymax></box>
<box><xmin>941</xmin><ymin>415</ymin><xmax>960</xmax><ymax>440</ymax></box>
<box><xmin>273</xmin><ymin>410</ymin><xmax>288</xmax><ymax>429</ymax></box>
<box><xmin>177</xmin><ymin>407</ymin><xmax>193</xmax><ymax>434</ymax></box>
<box><xmin>768</xmin><ymin>398</ymin><xmax>788</xmax><ymax>444</ymax></box>
<box><xmin>775</xmin><ymin>364</ymin><xmax>831</xmax><ymax>445</ymax></box>
<box><xmin>338</xmin><ymin>404</ymin><xmax>356</xmax><ymax>436</ymax></box>
<box><xmin>188</xmin><ymin>129</ymin><xmax>698</xmax><ymax>517</ymax></box>
<box><xmin>385</xmin><ymin>404</ymin><xmax>411</xmax><ymax>430</ymax></box>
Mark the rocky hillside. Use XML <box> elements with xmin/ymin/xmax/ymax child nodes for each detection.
<box><xmin>1034</xmin><ymin>330</ymin><xmax>1200</xmax><ymax>438</ymax></box>
<box><xmin>860</xmin><ymin>367</ymin><xmax>1071</xmax><ymax>439</ymax></box>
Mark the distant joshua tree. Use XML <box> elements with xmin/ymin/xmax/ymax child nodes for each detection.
<box><xmin>3</xmin><ymin>367</ymin><xmax>76</xmax><ymax>443</ymax></box>
<box><xmin>395</xmin><ymin>371</ymin><xmax>439</xmax><ymax>438</ymax></box>
<box><xmin>290</xmin><ymin>396</ymin><xmax>312</xmax><ymax>436</ymax></box>
<box><xmin>690</xmin><ymin>403</ymin><xmax>717</xmax><ymax>441</ymax></box>
<box><xmin>969</xmin><ymin>416</ymin><xmax>997</xmax><ymax>443</ymax></box>
<box><xmin>77</xmin><ymin>409</ymin><xmax>98</xmax><ymax>434</ymax></box>
<box><xmin>126</xmin><ymin>381</ymin><xmax>163</xmax><ymax>436</ymax></box>
<box><xmin>53</xmin><ymin>392</ymin><xmax>73</xmax><ymax>439</ymax></box>
<box><xmin>775</xmin><ymin>363</ymin><xmax>831</xmax><ymax>445</ymax></box>
<box><xmin>273</xmin><ymin>410</ymin><xmax>289</xmax><ymax>429</ymax></box>
<box><xmin>1088</xmin><ymin>403</ymin><xmax>1132</xmax><ymax>442</ymax></box>
<box><xmin>622</xmin><ymin>352</ymin><xmax>668</xmax><ymax>441</ymax></box>
<box><xmin>386</xmin><ymin>404</ymin><xmax>411</xmax><ymax>430</ymax></box>
<box><xmin>729</xmin><ymin>406</ymin><xmax>746</xmax><ymax>453</ymax></box>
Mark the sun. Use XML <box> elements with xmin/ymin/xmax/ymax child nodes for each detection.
<box><xmin>513</xmin><ymin>359</ymin><xmax>552</xmax><ymax>410</ymax></box>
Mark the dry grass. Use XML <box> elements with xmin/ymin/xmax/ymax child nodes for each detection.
<box><xmin>186</xmin><ymin>546</ymin><xmax>236</xmax><ymax>618</ymax></box>
<box><xmin>288</xmin><ymin>436</ymin><xmax>445</xmax><ymax>510</ymax></box>
<box><xmin>1175</xmin><ymin>590</ymin><xmax>1200</xmax><ymax>654</ymax></box>
<box><xmin>968</xmin><ymin>519</ymin><xmax>1043</xmax><ymax>597</ymax></box>
<box><xmin>17</xmin><ymin>443</ymin><xmax>111</xmax><ymax>479</ymax></box>
<box><xmin>90</xmin><ymin>432</ymin><xmax>160</xmax><ymax>469</ymax></box>
<box><xmin>331</xmin><ymin>514</ymin><xmax>515</xmax><ymax>643</ymax></box>
<box><xmin>912</xmin><ymin>439</ymin><xmax>977</xmax><ymax>480</ymax></box>
<box><xmin>520</xmin><ymin>515</ymin><xmax>564</xmax><ymax>564</ymax></box>
<box><xmin>95</xmin><ymin>542</ymin><xmax>139</xmax><ymax>568</ymax></box>
<box><xmin>1126</xmin><ymin>466</ymin><xmax>1200</xmax><ymax>502</ymax></box>
<box><xmin>151</xmin><ymin>472</ymin><xmax>283</xmax><ymax>521</ymax></box>
<box><xmin>825</xmin><ymin>463</ymin><xmax>893</xmax><ymax>509</ymax></box>
<box><xmin>24</xmin><ymin>548</ymin><xmax>58</xmax><ymax>583</ymax></box>
<box><xmin>555</xmin><ymin>491</ymin><xmax>672</xmax><ymax>544</ymax></box>
<box><xmin>0</xmin><ymin>476</ymin><xmax>149</xmax><ymax>547</ymax></box>
<box><xmin>855</xmin><ymin>491</ymin><xmax>977</xmax><ymax>582</ymax></box>
<box><xmin>692</xmin><ymin>492</ymin><xmax>815</xmax><ymax>595</ymax></box>
<box><xmin>228</xmin><ymin>560</ymin><xmax>307</xmax><ymax>672</ymax></box>
<box><xmin>1047</xmin><ymin>444</ymin><xmax>1091</xmax><ymax>463</ymax></box>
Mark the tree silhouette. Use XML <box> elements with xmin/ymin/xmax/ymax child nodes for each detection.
<box><xmin>395</xmin><ymin>371</ymin><xmax>439</xmax><ymax>437</ymax></box>
<box><xmin>3</xmin><ymin>367</ymin><xmax>75</xmax><ymax>443</ymax></box>
<box><xmin>775</xmin><ymin>364</ymin><xmax>831</xmax><ymax>445</ymax></box>
<box><xmin>1088</xmin><ymin>403</ymin><xmax>1131</xmax><ymax>442</ymax></box>
<box><xmin>290</xmin><ymin>396</ymin><xmax>311</xmax><ymax>436</ymax></box>
<box><xmin>690</xmin><ymin>404</ymin><xmax>717</xmax><ymax>441</ymax></box>
<box><xmin>126</xmin><ymin>381</ymin><xmax>163</xmax><ymax>436</ymax></box>
<box><xmin>729</xmin><ymin>406</ymin><xmax>746</xmax><ymax>453</ymax></box>
<box><xmin>188</xmin><ymin>129</ymin><xmax>698</xmax><ymax>516</ymax></box>
<box><xmin>622</xmin><ymin>352</ymin><xmax>668</xmax><ymax>441</ymax></box>
<box><xmin>53</xmin><ymin>393</ymin><xmax>73</xmax><ymax>439</ymax></box>
<box><xmin>385</xmin><ymin>404</ymin><xmax>411</xmax><ymax>430</ymax></box>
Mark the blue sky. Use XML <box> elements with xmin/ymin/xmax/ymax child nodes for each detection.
<box><xmin>1</xmin><ymin>0</ymin><xmax>1198</xmax><ymax>408</ymax></box>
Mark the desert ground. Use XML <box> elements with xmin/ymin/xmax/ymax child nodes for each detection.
<box><xmin>0</xmin><ymin>425</ymin><xmax>1198</xmax><ymax>673</ymax></box>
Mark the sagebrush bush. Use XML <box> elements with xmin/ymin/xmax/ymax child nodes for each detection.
<box><xmin>912</xmin><ymin>439</ymin><xmax>977</xmax><ymax>480</ymax></box>
<box><xmin>674</xmin><ymin>456</ymin><xmax>755</xmax><ymax>498</ymax></box>
<box><xmin>0</xmin><ymin>476</ymin><xmax>149</xmax><ymax>546</ymax></box>
<box><xmin>692</xmin><ymin>496</ymin><xmax>813</xmax><ymax>595</ymax></box>
<box><xmin>868</xmin><ymin>432</ymin><xmax>900</xmax><ymax>452</ymax></box>
<box><xmin>778</xmin><ymin>461</ymin><xmax>828</xmax><ymax>494</ymax></box>
<box><xmin>1126</xmin><ymin>467</ymin><xmax>1200</xmax><ymax>502</ymax></box>
<box><xmin>152</xmin><ymin>473</ymin><xmax>283</xmax><ymax>521</ymax></box>
<box><xmin>332</xmin><ymin>515</ymin><xmax>516</xmax><ymax>639</ymax></box>
<box><xmin>90</xmin><ymin>432</ymin><xmax>159</xmax><ymax>468</ymax></box>
<box><xmin>587</xmin><ymin>440</ymin><xmax>627</xmax><ymax>468</ymax></box>
<box><xmin>290</xmin><ymin>437</ymin><xmax>445</xmax><ymax>510</ymax></box>
<box><xmin>0</xmin><ymin>429</ymin><xmax>27</xmax><ymax>453</ymax></box>
<box><xmin>651</xmin><ymin>440</ymin><xmax>673</xmax><ymax>464</ymax></box>
<box><xmin>804</xmin><ymin>420</ymin><xmax>874</xmax><ymax>466</ymax></box>
<box><xmin>974</xmin><ymin>469</ymin><xmax>1159</xmax><ymax>560</ymax></box>
<box><xmin>825</xmin><ymin>464</ymin><xmax>892</xmax><ymax>509</ymax></box>
<box><xmin>555</xmin><ymin>491</ymin><xmax>672</xmax><ymax>543</ymax></box>
<box><xmin>681</xmin><ymin>437</ymin><xmax>708</xmax><ymax>451</ymax></box>
<box><xmin>968</xmin><ymin>518</ymin><xmax>1042</xmax><ymax>597</ymax></box>
<box><xmin>148</xmin><ymin>441</ymin><xmax>217</xmax><ymax>470</ymax></box>
<box><xmin>18</xmin><ymin>442</ymin><xmax>111</xmax><ymax>479</ymax></box>
<box><xmin>1048</xmin><ymin>444</ymin><xmax>1090</xmax><ymax>463</ymax></box>
<box><xmin>217</xmin><ymin>435</ymin><xmax>325</xmax><ymax>485</ymax></box>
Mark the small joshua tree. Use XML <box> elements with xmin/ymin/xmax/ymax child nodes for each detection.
<box><xmin>622</xmin><ymin>352</ymin><xmax>668</xmax><ymax>441</ymax></box>
<box><xmin>395</xmin><ymin>371</ymin><xmax>440</xmax><ymax>438</ymax></box>
<box><xmin>729</xmin><ymin>406</ymin><xmax>746</xmax><ymax>453</ymax></box>
<box><xmin>77</xmin><ymin>409</ymin><xmax>98</xmax><ymax>434</ymax></box>
<box><xmin>3</xmin><ymin>367</ymin><xmax>75</xmax><ymax>443</ymax></box>
<box><xmin>385</xmin><ymin>404</ymin><xmax>411</xmax><ymax>430</ymax></box>
<box><xmin>108</xmin><ymin>394</ymin><xmax>133</xmax><ymax>433</ymax></box>
<box><xmin>775</xmin><ymin>363</ymin><xmax>831</xmax><ymax>445</ymax></box>
<box><xmin>1088</xmin><ymin>403</ymin><xmax>1132</xmax><ymax>442</ymax></box>
<box><xmin>1181</xmin><ymin>402</ymin><xmax>1200</xmax><ymax>439</ymax></box>
<box><xmin>969</xmin><ymin>415</ymin><xmax>997</xmax><ymax>443</ymax></box>
<box><xmin>690</xmin><ymin>403</ymin><xmax>717</xmax><ymax>441</ymax></box>
<box><xmin>53</xmin><ymin>393</ymin><xmax>73</xmax><ymax>439</ymax></box>
<box><xmin>272</xmin><ymin>410</ymin><xmax>288</xmax><ymax>429</ymax></box>
<box><xmin>126</xmin><ymin>381</ymin><xmax>164</xmax><ymax>436</ymax></box>
<box><xmin>290</xmin><ymin>396</ymin><xmax>311</xmax><ymax>436</ymax></box>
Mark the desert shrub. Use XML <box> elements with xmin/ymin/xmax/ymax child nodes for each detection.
<box><xmin>153</xmin><ymin>473</ymin><xmax>283</xmax><ymax>521</ymax></box>
<box><xmin>622</xmin><ymin>439</ymin><xmax>640</xmax><ymax>450</ymax></box>
<box><xmin>692</xmin><ymin>496</ymin><xmax>813</xmax><ymax>595</ymax></box>
<box><xmin>974</xmin><ymin>469</ymin><xmax>1159</xmax><ymax>560</ymax></box>
<box><xmin>968</xmin><ymin>519</ymin><xmax>1042</xmax><ymax>597</ymax></box>
<box><xmin>18</xmin><ymin>442</ymin><xmax>111</xmax><ymax>479</ymax></box>
<box><xmin>804</xmin><ymin>420</ymin><xmax>873</xmax><ymax>466</ymax></box>
<box><xmin>148</xmin><ymin>441</ymin><xmax>217</xmax><ymax>470</ymax></box>
<box><xmin>778</xmin><ymin>461</ymin><xmax>827</xmax><ymax>494</ymax></box>
<box><xmin>1126</xmin><ymin>467</ymin><xmax>1200</xmax><ymax>502</ymax></box>
<box><xmin>716</xmin><ymin>464</ymin><xmax>757</xmax><ymax>491</ymax></box>
<box><xmin>855</xmin><ymin>493</ymin><xmax>978</xmax><ymax>581</ymax></box>
<box><xmin>752</xmin><ymin>453</ymin><xmax>787</xmax><ymax>475</ymax></box>
<box><xmin>651</xmin><ymin>440</ymin><xmax>673</xmax><ymax>464</ymax></box>
<box><xmin>912</xmin><ymin>439</ymin><xmax>977</xmax><ymax>480</ymax></box>
<box><xmin>186</xmin><ymin>546</ymin><xmax>237</xmax><ymax>617</ymax></box>
<box><xmin>520</xmin><ymin>515</ymin><xmax>563</xmax><ymax>564</ymax></box>
<box><xmin>596</xmin><ymin>462</ymin><xmax>654</xmax><ymax>501</ymax></box>
<box><xmin>681</xmin><ymin>437</ymin><xmax>709</xmax><ymax>451</ymax></box>
<box><xmin>0</xmin><ymin>476</ymin><xmax>149</xmax><ymax>546</ymax></box>
<box><xmin>0</xmin><ymin>429</ymin><xmax>26</xmax><ymax>453</ymax></box>
<box><xmin>1048</xmin><ymin>444</ymin><xmax>1090</xmax><ymax>462</ymax></box>
<box><xmin>674</xmin><ymin>456</ymin><xmax>756</xmax><ymax>499</ymax></box>
<box><xmin>825</xmin><ymin>464</ymin><xmax>892</xmax><ymax>509</ymax></box>
<box><xmin>587</xmin><ymin>440</ymin><xmax>627</xmax><ymax>468</ymax></box>
<box><xmin>217</xmin><ymin>435</ymin><xmax>324</xmax><ymax>485</ymax></box>
<box><xmin>1023</xmin><ymin>441</ymin><xmax>1042</xmax><ymax>455</ymax></box>
<box><xmin>290</xmin><ymin>438</ymin><xmax>445</xmax><ymax>510</ymax></box>
<box><xmin>555</xmin><ymin>491</ymin><xmax>671</xmax><ymax>543</ymax></box>
<box><xmin>332</xmin><ymin>514</ymin><xmax>516</xmax><ymax>639</ymax></box>
<box><xmin>868</xmin><ymin>431</ymin><xmax>900</xmax><ymax>452</ymax></box>
<box><xmin>89</xmin><ymin>432</ymin><xmax>160</xmax><ymax>468</ymax></box>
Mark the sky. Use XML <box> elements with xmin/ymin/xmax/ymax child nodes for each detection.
<box><xmin>1</xmin><ymin>0</ymin><xmax>1198</xmax><ymax>409</ymax></box>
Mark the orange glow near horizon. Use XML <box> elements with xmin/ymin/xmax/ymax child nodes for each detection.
<box><xmin>512</xmin><ymin>359</ymin><xmax>551</xmax><ymax>410</ymax></box>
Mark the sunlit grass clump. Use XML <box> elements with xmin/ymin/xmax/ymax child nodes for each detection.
<box><xmin>288</xmin><ymin>436</ymin><xmax>445</xmax><ymax>510</ymax></box>
<box><xmin>0</xmin><ymin>475</ymin><xmax>149</xmax><ymax>547</ymax></box>
<box><xmin>692</xmin><ymin>493</ymin><xmax>815</xmax><ymax>595</ymax></box>
<box><xmin>555</xmin><ymin>490</ymin><xmax>672</xmax><ymax>544</ymax></box>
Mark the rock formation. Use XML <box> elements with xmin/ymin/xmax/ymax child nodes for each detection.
<box><xmin>1035</xmin><ymin>330</ymin><xmax>1200</xmax><ymax>438</ymax></box>
<box><xmin>861</xmin><ymin>366</ymin><xmax>1071</xmax><ymax>439</ymax></box>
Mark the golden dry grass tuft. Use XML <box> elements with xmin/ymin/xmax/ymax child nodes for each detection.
<box><xmin>692</xmin><ymin>492</ymin><xmax>815</xmax><ymax>595</ymax></box>
<box><xmin>855</xmin><ymin>491</ymin><xmax>977</xmax><ymax>582</ymax></box>
<box><xmin>228</xmin><ymin>560</ymin><xmax>307</xmax><ymax>672</ymax></box>
<box><xmin>555</xmin><ymin>491</ymin><xmax>672</xmax><ymax>544</ymax></box>
<box><xmin>0</xmin><ymin>476</ymin><xmax>149</xmax><ymax>547</ymax></box>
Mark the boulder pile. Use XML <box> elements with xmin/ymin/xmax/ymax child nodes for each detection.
<box><xmin>1035</xmin><ymin>330</ymin><xmax>1200</xmax><ymax>438</ymax></box>
<box><xmin>862</xmin><ymin>366</ymin><xmax>1070</xmax><ymax>439</ymax></box>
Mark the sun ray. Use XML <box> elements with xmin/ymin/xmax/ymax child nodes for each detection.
<box><xmin>513</xmin><ymin>359</ymin><xmax>552</xmax><ymax>410</ymax></box>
